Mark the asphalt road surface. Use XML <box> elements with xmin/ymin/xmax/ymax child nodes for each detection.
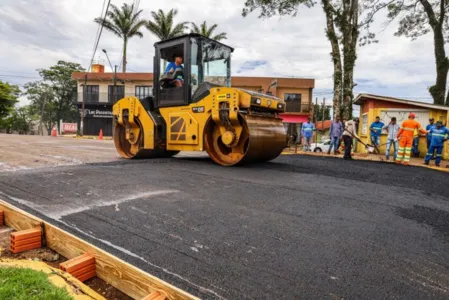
<box><xmin>1</xmin><ymin>154</ymin><xmax>449</xmax><ymax>299</ymax></box>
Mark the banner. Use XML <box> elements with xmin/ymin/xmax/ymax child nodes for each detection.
<box><xmin>62</xmin><ymin>123</ymin><xmax>77</xmax><ymax>133</ymax></box>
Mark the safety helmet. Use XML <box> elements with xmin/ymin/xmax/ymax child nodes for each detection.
<box><xmin>409</xmin><ymin>113</ymin><xmax>416</xmax><ymax>118</ymax></box>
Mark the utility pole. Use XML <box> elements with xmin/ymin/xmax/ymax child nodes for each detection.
<box><xmin>39</xmin><ymin>92</ymin><xmax>46</xmax><ymax>136</ymax></box>
<box><xmin>113</xmin><ymin>65</ymin><xmax>117</xmax><ymax>104</ymax></box>
<box><xmin>81</xmin><ymin>74</ymin><xmax>87</xmax><ymax>136</ymax></box>
<box><xmin>314</xmin><ymin>97</ymin><xmax>318</xmax><ymax>146</ymax></box>
<box><xmin>322</xmin><ymin>97</ymin><xmax>325</xmax><ymax>141</ymax></box>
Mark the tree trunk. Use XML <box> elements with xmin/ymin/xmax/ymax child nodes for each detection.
<box><xmin>430</xmin><ymin>24</ymin><xmax>448</xmax><ymax>105</ymax></box>
<box><xmin>123</xmin><ymin>38</ymin><xmax>127</xmax><ymax>73</ymax></box>
<box><xmin>341</xmin><ymin>0</ymin><xmax>358</xmax><ymax>120</ymax></box>
<box><xmin>322</xmin><ymin>0</ymin><xmax>343</xmax><ymax>119</ymax></box>
<box><xmin>418</xmin><ymin>0</ymin><xmax>448</xmax><ymax>105</ymax></box>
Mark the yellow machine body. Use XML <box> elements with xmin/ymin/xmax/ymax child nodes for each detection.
<box><xmin>112</xmin><ymin>87</ymin><xmax>287</xmax><ymax>165</ymax></box>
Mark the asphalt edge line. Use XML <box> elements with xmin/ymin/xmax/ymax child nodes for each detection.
<box><xmin>0</xmin><ymin>199</ymin><xmax>200</xmax><ymax>300</ymax></box>
<box><xmin>281</xmin><ymin>152</ymin><xmax>449</xmax><ymax>173</ymax></box>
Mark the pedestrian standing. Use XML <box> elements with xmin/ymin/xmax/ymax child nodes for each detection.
<box><xmin>328</xmin><ymin>116</ymin><xmax>343</xmax><ymax>154</ymax></box>
<box><xmin>426</xmin><ymin>118</ymin><xmax>436</xmax><ymax>159</ymax></box>
<box><xmin>396</xmin><ymin>113</ymin><xmax>427</xmax><ymax>166</ymax></box>
<box><xmin>342</xmin><ymin>117</ymin><xmax>359</xmax><ymax>160</ymax></box>
<box><xmin>301</xmin><ymin>117</ymin><xmax>315</xmax><ymax>152</ymax></box>
<box><xmin>382</xmin><ymin>117</ymin><xmax>400</xmax><ymax>161</ymax></box>
<box><xmin>369</xmin><ymin>116</ymin><xmax>384</xmax><ymax>147</ymax></box>
<box><xmin>424</xmin><ymin>121</ymin><xmax>449</xmax><ymax>167</ymax></box>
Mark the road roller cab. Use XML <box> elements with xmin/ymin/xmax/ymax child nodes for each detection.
<box><xmin>112</xmin><ymin>33</ymin><xmax>288</xmax><ymax>166</ymax></box>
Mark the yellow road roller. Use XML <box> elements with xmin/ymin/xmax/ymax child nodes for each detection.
<box><xmin>113</xmin><ymin>33</ymin><xmax>287</xmax><ymax>166</ymax></box>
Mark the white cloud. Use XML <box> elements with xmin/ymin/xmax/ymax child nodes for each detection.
<box><xmin>0</xmin><ymin>0</ymin><xmax>445</xmax><ymax>107</ymax></box>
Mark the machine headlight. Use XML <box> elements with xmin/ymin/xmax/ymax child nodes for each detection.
<box><xmin>256</xmin><ymin>98</ymin><xmax>261</xmax><ymax>104</ymax></box>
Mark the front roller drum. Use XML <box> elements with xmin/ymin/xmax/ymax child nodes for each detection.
<box><xmin>204</xmin><ymin>114</ymin><xmax>287</xmax><ymax>166</ymax></box>
<box><xmin>114</xmin><ymin>123</ymin><xmax>179</xmax><ymax>159</ymax></box>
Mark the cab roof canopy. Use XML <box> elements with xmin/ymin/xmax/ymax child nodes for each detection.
<box><xmin>155</xmin><ymin>33</ymin><xmax>235</xmax><ymax>61</ymax></box>
<box><xmin>154</xmin><ymin>33</ymin><xmax>234</xmax><ymax>52</ymax></box>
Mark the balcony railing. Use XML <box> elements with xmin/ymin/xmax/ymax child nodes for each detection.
<box><xmin>76</xmin><ymin>92</ymin><xmax>153</xmax><ymax>104</ymax></box>
<box><xmin>284</xmin><ymin>102</ymin><xmax>312</xmax><ymax>114</ymax></box>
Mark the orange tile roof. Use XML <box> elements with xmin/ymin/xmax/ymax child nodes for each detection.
<box><xmin>72</xmin><ymin>72</ymin><xmax>314</xmax><ymax>88</ymax></box>
<box><xmin>315</xmin><ymin>120</ymin><xmax>332</xmax><ymax>131</ymax></box>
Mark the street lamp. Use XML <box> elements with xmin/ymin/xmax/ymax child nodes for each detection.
<box><xmin>102</xmin><ymin>49</ymin><xmax>114</xmax><ymax>71</ymax></box>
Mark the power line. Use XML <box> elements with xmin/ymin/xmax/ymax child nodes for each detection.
<box><xmin>0</xmin><ymin>74</ymin><xmax>41</xmax><ymax>79</ymax></box>
<box><xmin>88</xmin><ymin>0</ymin><xmax>112</xmax><ymax>72</ymax></box>
<box><xmin>90</xmin><ymin>0</ymin><xmax>107</xmax><ymax>60</ymax></box>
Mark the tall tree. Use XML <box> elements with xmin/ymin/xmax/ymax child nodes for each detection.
<box><xmin>146</xmin><ymin>9</ymin><xmax>188</xmax><ymax>41</ymax></box>
<box><xmin>242</xmin><ymin>0</ymin><xmax>384</xmax><ymax>120</ymax></box>
<box><xmin>94</xmin><ymin>3</ymin><xmax>146</xmax><ymax>72</ymax></box>
<box><xmin>190</xmin><ymin>21</ymin><xmax>227</xmax><ymax>41</ymax></box>
<box><xmin>23</xmin><ymin>81</ymin><xmax>55</xmax><ymax>135</ymax></box>
<box><xmin>385</xmin><ymin>0</ymin><xmax>449</xmax><ymax>105</ymax></box>
<box><xmin>38</xmin><ymin>61</ymin><xmax>84</xmax><ymax>132</ymax></box>
<box><xmin>0</xmin><ymin>80</ymin><xmax>20</xmax><ymax>119</ymax></box>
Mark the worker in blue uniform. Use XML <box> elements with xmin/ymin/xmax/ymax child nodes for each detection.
<box><xmin>301</xmin><ymin>117</ymin><xmax>315</xmax><ymax>151</ymax></box>
<box><xmin>424</xmin><ymin>121</ymin><xmax>449</xmax><ymax>167</ymax></box>
<box><xmin>369</xmin><ymin>116</ymin><xmax>384</xmax><ymax>146</ymax></box>
<box><xmin>426</xmin><ymin>118</ymin><xmax>436</xmax><ymax>159</ymax></box>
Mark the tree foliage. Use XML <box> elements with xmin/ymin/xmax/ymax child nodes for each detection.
<box><xmin>35</xmin><ymin>61</ymin><xmax>84</xmax><ymax>131</ymax></box>
<box><xmin>385</xmin><ymin>0</ymin><xmax>449</xmax><ymax>105</ymax></box>
<box><xmin>23</xmin><ymin>81</ymin><xmax>56</xmax><ymax>135</ymax></box>
<box><xmin>94</xmin><ymin>3</ymin><xmax>146</xmax><ymax>72</ymax></box>
<box><xmin>313</xmin><ymin>103</ymin><xmax>331</xmax><ymax>123</ymax></box>
<box><xmin>242</xmin><ymin>0</ymin><xmax>386</xmax><ymax>120</ymax></box>
<box><xmin>191</xmin><ymin>21</ymin><xmax>228</xmax><ymax>41</ymax></box>
<box><xmin>0</xmin><ymin>81</ymin><xmax>20</xmax><ymax>119</ymax></box>
<box><xmin>0</xmin><ymin>105</ymin><xmax>38</xmax><ymax>134</ymax></box>
<box><xmin>146</xmin><ymin>9</ymin><xmax>188</xmax><ymax>41</ymax></box>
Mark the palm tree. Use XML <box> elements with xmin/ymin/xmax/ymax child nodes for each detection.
<box><xmin>190</xmin><ymin>21</ymin><xmax>227</xmax><ymax>41</ymax></box>
<box><xmin>146</xmin><ymin>9</ymin><xmax>188</xmax><ymax>41</ymax></box>
<box><xmin>94</xmin><ymin>3</ymin><xmax>146</xmax><ymax>72</ymax></box>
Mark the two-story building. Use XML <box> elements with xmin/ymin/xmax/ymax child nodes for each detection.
<box><xmin>72</xmin><ymin>64</ymin><xmax>315</xmax><ymax>137</ymax></box>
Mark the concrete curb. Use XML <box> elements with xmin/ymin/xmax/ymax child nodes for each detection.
<box><xmin>58</xmin><ymin>135</ymin><xmax>113</xmax><ymax>140</ymax></box>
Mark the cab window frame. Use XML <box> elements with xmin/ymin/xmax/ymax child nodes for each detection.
<box><xmin>154</xmin><ymin>37</ymin><xmax>190</xmax><ymax>108</ymax></box>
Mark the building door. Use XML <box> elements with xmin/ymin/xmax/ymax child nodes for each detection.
<box><xmin>84</xmin><ymin>117</ymin><xmax>113</xmax><ymax>136</ymax></box>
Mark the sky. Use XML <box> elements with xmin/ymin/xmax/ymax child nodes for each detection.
<box><xmin>0</xmin><ymin>0</ymin><xmax>444</xmax><ymax>113</ymax></box>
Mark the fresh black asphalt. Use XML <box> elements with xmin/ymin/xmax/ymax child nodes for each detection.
<box><xmin>1</xmin><ymin>155</ymin><xmax>449</xmax><ymax>299</ymax></box>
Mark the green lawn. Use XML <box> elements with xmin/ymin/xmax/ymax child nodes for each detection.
<box><xmin>0</xmin><ymin>267</ymin><xmax>74</xmax><ymax>300</ymax></box>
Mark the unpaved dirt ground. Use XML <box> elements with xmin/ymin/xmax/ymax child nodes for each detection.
<box><xmin>0</xmin><ymin>134</ymin><xmax>207</xmax><ymax>172</ymax></box>
<box><xmin>0</xmin><ymin>134</ymin><xmax>119</xmax><ymax>171</ymax></box>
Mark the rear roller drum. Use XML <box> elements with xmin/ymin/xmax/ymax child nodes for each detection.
<box><xmin>204</xmin><ymin>115</ymin><xmax>287</xmax><ymax>166</ymax></box>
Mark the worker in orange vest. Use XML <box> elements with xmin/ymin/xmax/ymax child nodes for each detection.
<box><xmin>396</xmin><ymin>113</ymin><xmax>427</xmax><ymax>165</ymax></box>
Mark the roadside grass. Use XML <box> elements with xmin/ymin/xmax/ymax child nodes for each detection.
<box><xmin>0</xmin><ymin>267</ymin><xmax>73</xmax><ymax>300</ymax></box>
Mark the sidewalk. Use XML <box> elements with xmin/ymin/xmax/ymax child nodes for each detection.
<box><xmin>282</xmin><ymin>146</ymin><xmax>449</xmax><ymax>172</ymax></box>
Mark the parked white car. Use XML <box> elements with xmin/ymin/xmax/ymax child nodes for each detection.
<box><xmin>310</xmin><ymin>139</ymin><xmax>331</xmax><ymax>153</ymax></box>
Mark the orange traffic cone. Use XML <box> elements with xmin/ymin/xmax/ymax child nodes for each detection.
<box><xmin>98</xmin><ymin>129</ymin><xmax>103</xmax><ymax>140</ymax></box>
<box><xmin>51</xmin><ymin>126</ymin><xmax>57</xmax><ymax>137</ymax></box>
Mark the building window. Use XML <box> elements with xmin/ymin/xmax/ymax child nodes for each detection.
<box><xmin>361</xmin><ymin>113</ymin><xmax>368</xmax><ymax>135</ymax></box>
<box><xmin>83</xmin><ymin>85</ymin><xmax>99</xmax><ymax>103</ymax></box>
<box><xmin>108</xmin><ymin>85</ymin><xmax>125</xmax><ymax>103</ymax></box>
<box><xmin>284</xmin><ymin>93</ymin><xmax>301</xmax><ymax>112</ymax></box>
<box><xmin>135</xmin><ymin>86</ymin><xmax>152</xmax><ymax>100</ymax></box>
